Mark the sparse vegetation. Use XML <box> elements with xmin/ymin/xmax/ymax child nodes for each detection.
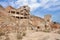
<box><xmin>43</xmin><ymin>29</ymin><xmax>50</xmax><ymax>32</ymax></box>
<box><xmin>0</xmin><ymin>32</ymin><xmax>5</xmax><ymax>36</ymax></box>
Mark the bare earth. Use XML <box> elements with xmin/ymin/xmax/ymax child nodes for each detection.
<box><xmin>22</xmin><ymin>30</ymin><xmax>60</xmax><ymax>40</ymax></box>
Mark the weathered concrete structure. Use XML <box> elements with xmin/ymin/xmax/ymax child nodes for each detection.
<box><xmin>5</xmin><ymin>5</ymin><xmax>30</xmax><ymax>19</ymax></box>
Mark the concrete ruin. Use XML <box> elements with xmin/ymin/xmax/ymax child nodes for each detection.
<box><xmin>5</xmin><ymin>5</ymin><xmax>30</xmax><ymax>19</ymax></box>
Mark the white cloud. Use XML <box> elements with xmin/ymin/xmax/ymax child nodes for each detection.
<box><xmin>0</xmin><ymin>0</ymin><xmax>60</xmax><ymax>11</ymax></box>
<box><xmin>14</xmin><ymin>0</ymin><xmax>40</xmax><ymax>11</ymax></box>
<box><xmin>40</xmin><ymin>0</ymin><xmax>60</xmax><ymax>10</ymax></box>
<box><xmin>13</xmin><ymin>0</ymin><xmax>60</xmax><ymax>11</ymax></box>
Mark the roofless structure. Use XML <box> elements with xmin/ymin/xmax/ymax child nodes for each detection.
<box><xmin>5</xmin><ymin>5</ymin><xmax>30</xmax><ymax>19</ymax></box>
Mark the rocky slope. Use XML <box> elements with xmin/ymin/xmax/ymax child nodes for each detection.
<box><xmin>0</xmin><ymin>5</ymin><xmax>60</xmax><ymax>40</ymax></box>
<box><xmin>22</xmin><ymin>30</ymin><xmax>60</xmax><ymax>40</ymax></box>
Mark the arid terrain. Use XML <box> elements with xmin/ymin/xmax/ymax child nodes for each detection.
<box><xmin>0</xmin><ymin>5</ymin><xmax>60</xmax><ymax>40</ymax></box>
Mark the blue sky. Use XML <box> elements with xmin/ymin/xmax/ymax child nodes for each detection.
<box><xmin>0</xmin><ymin>0</ymin><xmax>60</xmax><ymax>23</ymax></box>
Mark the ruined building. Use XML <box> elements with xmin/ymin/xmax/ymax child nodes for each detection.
<box><xmin>44</xmin><ymin>14</ymin><xmax>52</xmax><ymax>31</ymax></box>
<box><xmin>44</xmin><ymin>14</ymin><xmax>52</xmax><ymax>22</ymax></box>
<box><xmin>5</xmin><ymin>5</ymin><xmax>30</xmax><ymax>19</ymax></box>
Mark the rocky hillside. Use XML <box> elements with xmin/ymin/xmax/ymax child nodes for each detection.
<box><xmin>0</xmin><ymin>5</ymin><xmax>60</xmax><ymax>40</ymax></box>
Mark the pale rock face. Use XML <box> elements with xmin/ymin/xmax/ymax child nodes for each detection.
<box><xmin>8</xmin><ymin>32</ymin><xmax>17</xmax><ymax>40</ymax></box>
<box><xmin>0</xmin><ymin>36</ymin><xmax>6</xmax><ymax>40</ymax></box>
